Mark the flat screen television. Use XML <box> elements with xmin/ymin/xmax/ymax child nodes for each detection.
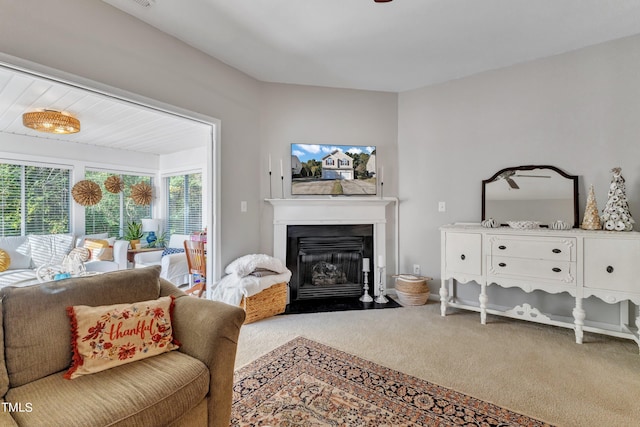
<box><xmin>291</xmin><ymin>143</ymin><xmax>377</xmax><ymax>196</ymax></box>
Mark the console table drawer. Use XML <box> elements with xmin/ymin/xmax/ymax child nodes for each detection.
<box><xmin>488</xmin><ymin>235</ymin><xmax>575</xmax><ymax>261</ymax></box>
<box><xmin>584</xmin><ymin>238</ymin><xmax>640</xmax><ymax>293</ymax></box>
<box><xmin>445</xmin><ymin>233</ymin><xmax>482</xmax><ymax>276</ymax></box>
<box><xmin>488</xmin><ymin>256</ymin><xmax>576</xmax><ymax>284</ymax></box>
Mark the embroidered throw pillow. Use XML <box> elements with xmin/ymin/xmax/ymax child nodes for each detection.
<box><xmin>65</xmin><ymin>296</ymin><xmax>180</xmax><ymax>380</ymax></box>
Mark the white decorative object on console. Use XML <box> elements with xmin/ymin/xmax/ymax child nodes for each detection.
<box><xmin>440</xmin><ymin>223</ymin><xmax>640</xmax><ymax>351</ymax></box>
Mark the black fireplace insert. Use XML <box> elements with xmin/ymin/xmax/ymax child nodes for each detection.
<box><xmin>287</xmin><ymin>224</ymin><xmax>374</xmax><ymax>301</ymax></box>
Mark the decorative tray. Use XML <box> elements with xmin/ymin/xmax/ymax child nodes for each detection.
<box><xmin>507</xmin><ymin>220</ymin><xmax>541</xmax><ymax>229</ymax></box>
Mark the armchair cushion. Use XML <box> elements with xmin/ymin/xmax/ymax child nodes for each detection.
<box><xmin>6</xmin><ymin>351</ymin><xmax>208</xmax><ymax>427</ymax></box>
<box><xmin>65</xmin><ymin>295</ymin><xmax>180</xmax><ymax>379</ymax></box>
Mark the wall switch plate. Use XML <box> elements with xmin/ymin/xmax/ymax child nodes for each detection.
<box><xmin>413</xmin><ymin>264</ymin><xmax>420</xmax><ymax>275</ymax></box>
<box><xmin>438</xmin><ymin>201</ymin><xmax>446</xmax><ymax>212</ymax></box>
<box><xmin>241</xmin><ymin>201</ymin><xmax>247</xmax><ymax>212</ymax></box>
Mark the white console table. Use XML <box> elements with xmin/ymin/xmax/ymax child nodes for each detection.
<box><xmin>440</xmin><ymin>224</ymin><xmax>640</xmax><ymax>351</ymax></box>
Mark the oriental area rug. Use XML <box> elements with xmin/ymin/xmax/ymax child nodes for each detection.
<box><xmin>231</xmin><ymin>337</ymin><xmax>553</xmax><ymax>426</ymax></box>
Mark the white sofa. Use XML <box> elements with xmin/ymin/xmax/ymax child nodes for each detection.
<box><xmin>134</xmin><ymin>234</ymin><xmax>190</xmax><ymax>286</ymax></box>
<box><xmin>0</xmin><ymin>233</ymin><xmax>128</xmax><ymax>287</ymax></box>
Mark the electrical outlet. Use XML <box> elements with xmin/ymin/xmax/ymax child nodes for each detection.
<box><xmin>240</xmin><ymin>201</ymin><xmax>247</xmax><ymax>212</ymax></box>
<box><xmin>438</xmin><ymin>201</ymin><xmax>446</xmax><ymax>212</ymax></box>
<box><xmin>413</xmin><ymin>264</ymin><xmax>420</xmax><ymax>275</ymax></box>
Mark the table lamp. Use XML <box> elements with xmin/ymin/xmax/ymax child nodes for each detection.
<box><xmin>141</xmin><ymin>219</ymin><xmax>161</xmax><ymax>247</ymax></box>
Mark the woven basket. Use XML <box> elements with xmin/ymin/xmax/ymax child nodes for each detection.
<box><xmin>395</xmin><ymin>290</ymin><xmax>429</xmax><ymax>306</ymax></box>
<box><xmin>394</xmin><ymin>275</ymin><xmax>431</xmax><ymax>306</ymax></box>
<box><xmin>239</xmin><ymin>282</ymin><xmax>288</xmax><ymax>324</ymax></box>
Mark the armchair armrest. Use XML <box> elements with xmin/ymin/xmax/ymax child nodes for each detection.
<box><xmin>133</xmin><ymin>250</ymin><xmax>163</xmax><ymax>266</ymax></box>
<box><xmin>171</xmin><ymin>296</ymin><xmax>245</xmax><ymax>427</ymax></box>
<box><xmin>112</xmin><ymin>240</ymin><xmax>129</xmax><ymax>270</ymax></box>
<box><xmin>160</xmin><ymin>252</ymin><xmax>188</xmax><ymax>286</ymax></box>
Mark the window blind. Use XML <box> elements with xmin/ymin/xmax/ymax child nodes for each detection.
<box><xmin>166</xmin><ymin>173</ymin><xmax>203</xmax><ymax>235</ymax></box>
<box><xmin>0</xmin><ymin>162</ymin><xmax>70</xmax><ymax>236</ymax></box>
<box><xmin>85</xmin><ymin>171</ymin><xmax>152</xmax><ymax>237</ymax></box>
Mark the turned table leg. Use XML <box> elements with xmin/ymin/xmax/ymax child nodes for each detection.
<box><xmin>479</xmin><ymin>283</ymin><xmax>488</xmax><ymax>325</ymax></box>
<box><xmin>439</xmin><ymin>278</ymin><xmax>448</xmax><ymax>317</ymax></box>
<box><xmin>573</xmin><ymin>297</ymin><xmax>585</xmax><ymax>344</ymax></box>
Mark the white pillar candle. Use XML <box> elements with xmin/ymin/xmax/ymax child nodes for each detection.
<box><xmin>378</xmin><ymin>255</ymin><xmax>385</xmax><ymax>268</ymax></box>
<box><xmin>280</xmin><ymin>159</ymin><xmax>284</xmax><ymax>177</ymax></box>
<box><xmin>269</xmin><ymin>154</ymin><xmax>272</xmax><ymax>173</ymax></box>
<box><xmin>362</xmin><ymin>258</ymin><xmax>370</xmax><ymax>272</ymax></box>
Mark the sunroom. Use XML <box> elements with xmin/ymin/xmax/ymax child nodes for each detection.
<box><xmin>0</xmin><ymin>61</ymin><xmax>219</xmax><ymax>289</ymax></box>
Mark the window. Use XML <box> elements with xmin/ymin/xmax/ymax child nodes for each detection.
<box><xmin>326</xmin><ymin>159</ymin><xmax>334</xmax><ymax>166</ymax></box>
<box><xmin>85</xmin><ymin>171</ymin><xmax>153</xmax><ymax>237</ymax></box>
<box><xmin>0</xmin><ymin>162</ymin><xmax>71</xmax><ymax>236</ymax></box>
<box><xmin>166</xmin><ymin>173</ymin><xmax>202</xmax><ymax>235</ymax></box>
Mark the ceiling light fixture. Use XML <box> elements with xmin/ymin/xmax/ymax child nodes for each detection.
<box><xmin>374</xmin><ymin>0</ymin><xmax>393</xmax><ymax>2</ymax></box>
<box><xmin>22</xmin><ymin>110</ymin><xmax>81</xmax><ymax>134</ymax></box>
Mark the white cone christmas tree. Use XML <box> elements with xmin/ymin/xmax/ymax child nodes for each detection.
<box><xmin>601</xmin><ymin>167</ymin><xmax>635</xmax><ymax>231</ymax></box>
<box><xmin>581</xmin><ymin>184</ymin><xmax>601</xmax><ymax>230</ymax></box>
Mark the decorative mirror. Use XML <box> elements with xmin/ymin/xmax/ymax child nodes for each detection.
<box><xmin>482</xmin><ymin>165</ymin><xmax>579</xmax><ymax>228</ymax></box>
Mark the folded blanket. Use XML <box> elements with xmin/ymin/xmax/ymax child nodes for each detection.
<box><xmin>211</xmin><ymin>270</ymin><xmax>291</xmax><ymax>306</ymax></box>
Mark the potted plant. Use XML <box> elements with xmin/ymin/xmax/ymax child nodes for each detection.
<box><xmin>123</xmin><ymin>221</ymin><xmax>143</xmax><ymax>249</ymax></box>
<box><xmin>153</xmin><ymin>231</ymin><xmax>168</xmax><ymax>249</ymax></box>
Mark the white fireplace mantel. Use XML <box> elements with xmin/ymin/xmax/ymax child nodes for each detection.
<box><xmin>266</xmin><ymin>197</ymin><xmax>397</xmax><ymax>295</ymax></box>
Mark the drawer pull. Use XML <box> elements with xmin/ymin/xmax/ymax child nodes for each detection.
<box><xmin>460</xmin><ymin>254</ymin><xmax>466</xmax><ymax>260</ymax></box>
<box><xmin>552</xmin><ymin>249</ymin><xmax>562</xmax><ymax>254</ymax></box>
<box><xmin>552</xmin><ymin>267</ymin><xmax>562</xmax><ymax>273</ymax></box>
<box><xmin>606</xmin><ymin>266</ymin><xmax>614</xmax><ymax>273</ymax></box>
<box><xmin>498</xmin><ymin>262</ymin><xmax>506</xmax><ymax>267</ymax></box>
<box><xmin>498</xmin><ymin>245</ymin><xmax>507</xmax><ymax>250</ymax></box>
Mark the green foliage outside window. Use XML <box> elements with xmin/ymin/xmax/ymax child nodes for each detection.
<box><xmin>0</xmin><ymin>163</ymin><xmax>70</xmax><ymax>237</ymax></box>
<box><xmin>85</xmin><ymin>171</ymin><xmax>152</xmax><ymax>238</ymax></box>
<box><xmin>166</xmin><ymin>173</ymin><xmax>202</xmax><ymax>235</ymax></box>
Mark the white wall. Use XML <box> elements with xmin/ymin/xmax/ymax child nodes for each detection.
<box><xmin>398</xmin><ymin>34</ymin><xmax>640</xmax><ymax>323</ymax></box>
<box><xmin>0</xmin><ymin>0</ymin><xmax>262</xmax><ymax>267</ymax></box>
<box><xmin>259</xmin><ymin>83</ymin><xmax>399</xmax><ymax>269</ymax></box>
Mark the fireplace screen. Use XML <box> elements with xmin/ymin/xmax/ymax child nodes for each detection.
<box><xmin>296</xmin><ymin>237</ymin><xmax>365</xmax><ymax>300</ymax></box>
<box><xmin>287</xmin><ymin>224</ymin><xmax>374</xmax><ymax>301</ymax></box>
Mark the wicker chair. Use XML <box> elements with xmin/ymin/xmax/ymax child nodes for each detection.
<box><xmin>183</xmin><ymin>240</ymin><xmax>206</xmax><ymax>298</ymax></box>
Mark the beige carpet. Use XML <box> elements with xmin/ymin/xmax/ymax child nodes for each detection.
<box><xmin>235</xmin><ymin>301</ymin><xmax>640</xmax><ymax>427</ymax></box>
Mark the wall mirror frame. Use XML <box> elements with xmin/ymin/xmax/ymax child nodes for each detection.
<box><xmin>482</xmin><ymin>165</ymin><xmax>579</xmax><ymax>228</ymax></box>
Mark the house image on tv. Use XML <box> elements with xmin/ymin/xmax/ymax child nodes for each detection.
<box><xmin>291</xmin><ymin>155</ymin><xmax>302</xmax><ymax>176</ymax></box>
<box><xmin>366</xmin><ymin>154</ymin><xmax>376</xmax><ymax>177</ymax></box>
<box><xmin>321</xmin><ymin>150</ymin><xmax>354</xmax><ymax>180</ymax></box>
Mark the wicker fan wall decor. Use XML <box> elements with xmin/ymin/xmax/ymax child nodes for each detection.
<box><xmin>72</xmin><ymin>180</ymin><xmax>102</xmax><ymax>206</ymax></box>
<box><xmin>104</xmin><ymin>175</ymin><xmax>124</xmax><ymax>194</ymax></box>
<box><xmin>130</xmin><ymin>182</ymin><xmax>152</xmax><ymax>205</ymax></box>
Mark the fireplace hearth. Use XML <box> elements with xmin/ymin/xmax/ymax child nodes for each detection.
<box><xmin>287</xmin><ymin>225</ymin><xmax>373</xmax><ymax>302</ymax></box>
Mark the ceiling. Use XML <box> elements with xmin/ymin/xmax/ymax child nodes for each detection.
<box><xmin>0</xmin><ymin>66</ymin><xmax>212</xmax><ymax>155</ymax></box>
<box><xmin>102</xmin><ymin>0</ymin><xmax>640</xmax><ymax>92</ymax></box>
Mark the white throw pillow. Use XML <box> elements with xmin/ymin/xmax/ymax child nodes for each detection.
<box><xmin>28</xmin><ymin>234</ymin><xmax>75</xmax><ymax>268</ymax></box>
<box><xmin>225</xmin><ymin>254</ymin><xmax>288</xmax><ymax>277</ymax></box>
